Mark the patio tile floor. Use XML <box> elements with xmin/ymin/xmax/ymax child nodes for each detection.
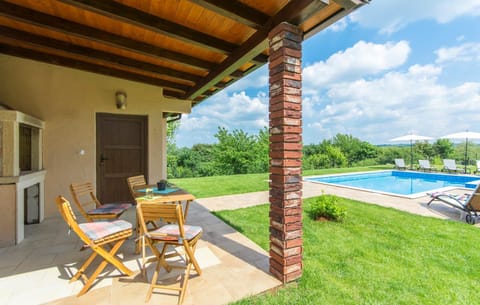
<box><xmin>0</xmin><ymin>202</ymin><xmax>281</xmax><ymax>305</ymax></box>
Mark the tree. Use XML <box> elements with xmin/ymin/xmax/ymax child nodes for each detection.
<box><xmin>303</xmin><ymin>140</ymin><xmax>331</xmax><ymax>158</ymax></box>
<box><xmin>332</xmin><ymin>133</ymin><xmax>378</xmax><ymax>166</ymax></box>
<box><xmin>325</xmin><ymin>145</ymin><xmax>347</xmax><ymax>167</ymax></box>
<box><xmin>166</xmin><ymin>120</ymin><xmax>180</xmax><ymax>145</ymax></box>
<box><xmin>250</xmin><ymin>127</ymin><xmax>270</xmax><ymax>173</ymax></box>
<box><xmin>166</xmin><ymin>120</ymin><xmax>181</xmax><ymax>178</ymax></box>
<box><xmin>375</xmin><ymin>146</ymin><xmax>407</xmax><ymax>165</ymax></box>
<box><xmin>303</xmin><ymin>143</ymin><xmax>347</xmax><ymax>169</ymax></box>
<box><xmin>414</xmin><ymin>141</ymin><xmax>434</xmax><ymax>160</ymax></box>
<box><xmin>212</xmin><ymin>127</ymin><xmax>257</xmax><ymax>175</ymax></box>
<box><xmin>433</xmin><ymin>139</ymin><xmax>454</xmax><ymax>159</ymax></box>
<box><xmin>189</xmin><ymin>144</ymin><xmax>217</xmax><ymax>176</ymax></box>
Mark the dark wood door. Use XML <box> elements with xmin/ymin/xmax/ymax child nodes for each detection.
<box><xmin>96</xmin><ymin>113</ymin><xmax>148</xmax><ymax>203</ymax></box>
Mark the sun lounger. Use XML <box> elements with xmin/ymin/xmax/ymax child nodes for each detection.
<box><xmin>418</xmin><ymin>159</ymin><xmax>434</xmax><ymax>171</ymax></box>
<box><xmin>427</xmin><ymin>184</ymin><xmax>480</xmax><ymax>224</ymax></box>
<box><xmin>442</xmin><ymin>159</ymin><xmax>462</xmax><ymax>173</ymax></box>
<box><xmin>394</xmin><ymin>158</ymin><xmax>407</xmax><ymax>170</ymax></box>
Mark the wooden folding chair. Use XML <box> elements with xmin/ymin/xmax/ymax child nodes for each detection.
<box><xmin>127</xmin><ymin>175</ymin><xmax>151</xmax><ymax>199</ymax></box>
<box><xmin>56</xmin><ymin>196</ymin><xmax>134</xmax><ymax>296</ymax></box>
<box><xmin>70</xmin><ymin>182</ymin><xmax>132</xmax><ymax>222</ymax></box>
<box><xmin>137</xmin><ymin>202</ymin><xmax>203</xmax><ymax>305</ymax></box>
<box><xmin>127</xmin><ymin>175</ymin><xmax>158</xmax><ymax>244</ymax></box>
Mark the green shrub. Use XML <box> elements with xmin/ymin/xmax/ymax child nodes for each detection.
<box><xmin>307</xmin><ymin>194</ymin><xmax>346</xmax><ymax>222</ymax></box>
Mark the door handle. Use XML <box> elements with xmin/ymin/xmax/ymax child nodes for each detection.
<box><xmin>100</xmin><ymin>153</ymin><xmax>109</xmax><ymax>164</ymax></box>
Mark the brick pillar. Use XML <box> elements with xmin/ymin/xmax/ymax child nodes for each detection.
<box><xmin>268</xmin><ymin>22</ymin><xmax>303</xmax><ymax>283</ymax></box>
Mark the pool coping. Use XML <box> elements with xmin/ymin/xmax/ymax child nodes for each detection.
<box><xmin>304</xmin><ymin>170</ymin><xmax>480</xmax><ymax>199</ymax></box>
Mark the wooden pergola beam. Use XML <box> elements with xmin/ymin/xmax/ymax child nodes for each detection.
<box><xmin>0</xmin><ymin>1</ymin><xmax>214</xmax><ymax>71</ymax></box>
<box><xmin>290</xmin><ymin>0</ymin><xmax>330</xmax><ymax>25</ymax></box>
<box><xmin>183</xmin><ymin>0</ymin><xmax>316</xmax><ymax>101</ymax></box>
<box><xmin>187</xmin><ymin>0</ymin><xmax>269</xmax><ymax>29</ymax></box>
<box><xmin>252</xmin><ymin>54</ymin><xmax>269</xmax><ymax>65</ymax></box>
<box><xmin>0</xmin><ymin>26</ymin><xmax>201</xmax><ymax>84</ymax></box>
<box><xmin>57</xmin><ymin>0</ymin><xmax>237</xmax><ymax>54</ymax></box>
<box><xmin>0</xmin><ymin>25</ymin><xmax>264</xmax><ymax>93</ymax></box>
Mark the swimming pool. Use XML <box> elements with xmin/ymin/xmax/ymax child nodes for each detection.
<box><xmin>305</xmin><ymin>171</ymin><xmax>480</xmax><ymax>198</ymax></box>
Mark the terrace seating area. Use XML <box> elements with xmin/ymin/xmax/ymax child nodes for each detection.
<box><xmin>0</xmin><ymin>201</ymin><xmax>280</xmax><ymax>305</ymax></box>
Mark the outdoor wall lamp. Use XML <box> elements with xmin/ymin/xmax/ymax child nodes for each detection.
<box><xmin>115</xmin><ymin>91</ymin><xmax>127</xmax><ymax>110</ymax></box>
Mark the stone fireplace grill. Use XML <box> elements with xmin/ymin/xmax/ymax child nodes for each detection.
<box><xmin>0</xmin><ymin>110</ymin><xmax>46</xmax><ymax>247</ymax></box>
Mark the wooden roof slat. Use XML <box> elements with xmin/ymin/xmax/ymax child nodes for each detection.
<box><xmin>332</xmin><ymin>0</ymin><xmax>360</xmax><ymax>10</ymax></box>
<box><xmin>162</xmin><ymin>89</ymin><xmax>182</xmax><ymax>99</ymax></box>
<box><xmin>0</xmin><ymin>25</ymin><xmax>201</xmax><ymax>83</ymax></box>
<box><xmin>0</xmin><ymin>23</ymin><xmax>260</xmax><ymax>90</ymax></box>
<box><xmin>184</xmin><ymin>0</ymin><xmax>316</xmax><ymax>100</ymax></box>
<box><xmin>290</xmin><ymin>0</ymin><xmax>329</xmax><ymax>25</ymax></box>
<box><xmin>56</xmin><ymin>0</ymin><xmax>237</xmax><ymax>54</ymax></box>
<box><xmin>0</xmin><ymin>0</ymin><xmax>367</xmax><ymax>105</ymax></box>
<box><xmin>187</xmin><ymin>0</ymin><xmax>270</xmax><ymax>29</ymax></box>
<box><xmin>0</xmin><ymin>1</ymin><xmax>214</xmax><ymax>70</ymax></box>
<box><xmin>0</xmin><ymin>44</ymin><xmax>189</xmax><ymax>93</ymax></box>
<box><xmin>251</xmin><ymin>54</ymin><xmax>269</xmax><ymax>64</ymax></box>
<box><xmin>303</xmin><ymin>1</ymin><xmax>362</xmax><ymax>39</ymax></box>
<box><xmin>230</xmin><ymin>70</ymin><xmax>245</xmax><ymax>79</ymax></box>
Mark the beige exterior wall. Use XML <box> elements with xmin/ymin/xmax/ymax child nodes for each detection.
<box><xmin>0</xmin><ymin>184</ymin><xmax>16</xmax><ymax>247</ymax></box>
<box><xmin>0</xmin><ymin>54</ymin><xmax>191</xmax><ymax>218</ymax></box>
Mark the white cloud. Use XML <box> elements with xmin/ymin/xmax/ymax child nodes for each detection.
<box><xmin>435</xmin><ymin>42</ymin><xmax>480</xmax><ymax>63</ymax></box>
<box><xmin>175</xmin><ymin>91</ymin><xmax>268</xmax><ymax>146</ymax></box>
<box><xmin>349</xmin><ymin>0</ymin><xmax>480</xmax><ymax>34</ymax></box>
<box><xmin>303</xmin><ymin>40</ymin><xmax>410</xmax><ymax>90</ymax></box>
<box><xmin>174</xmin><ymin>6</ymin><xmax>480</xmax><ymax>148</ymax></box>
<box><xmin>327</xmin><ymin>18</ymin><xmax>348</xmax><ymax>32</ymax></box>
<box><xmin>304</xmin><ymin>63</ymin><xmax>480</xmax><ymax>145</ymax></box>
<box><xmin>224</xmin><ymin>66</ymin><xmax>268</xmax><ymax>93</ymax></box>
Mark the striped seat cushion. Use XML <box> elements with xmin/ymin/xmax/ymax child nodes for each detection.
<box><xmin>88</xmin><ymin>202</ymin><xmax>132</xmax><ymax>215</ymax></box>
<box><xmin>149</xmin><ymin>224</ymin><xmax>202</xmax><ymax>242</ymax></box>
<box><xmin>102</xmin><ymin>202</ymin><xmax>133</xmax><ymax>209</ymax></box>
<box><xmin>79</xmin><ymin>220</ymin><xmax>132</xmax><ymax>241</ymax></box>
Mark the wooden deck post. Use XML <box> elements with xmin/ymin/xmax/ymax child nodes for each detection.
<box><xmin>268</xmin><ymin>22</ymin><xmax>303</xmax><ymax>283</ymax></box>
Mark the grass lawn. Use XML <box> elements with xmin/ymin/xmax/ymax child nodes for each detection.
<box><xmin>169</xmin><ymin>165</ymin><xmax>391</xmax><ymax>198</ymax></box>
<box><xmin>214</xmin><ymin>197</ymin><xmax>480</xmax><ymax>305</ymax></box>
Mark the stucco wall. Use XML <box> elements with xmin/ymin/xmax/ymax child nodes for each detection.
<box><xmin>0</xmin><ymin>184</ymin><xmax>16</xmax><ymax>247</ymax></box>
<box><xmin>0</xmin><ymin>54</ymin><xmax>191</xmax><ymax>217</ymax></box>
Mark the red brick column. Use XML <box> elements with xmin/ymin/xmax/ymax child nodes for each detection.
<box><xmin>268</xmin><ymin>22</ymin><xmax>303</xmax><ymax>283</ymax></box>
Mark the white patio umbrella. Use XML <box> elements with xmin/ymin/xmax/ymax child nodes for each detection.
<box><xmin>441</xmin><ymin>131</ymin><xmax>480</xmax><ymax>173</ymax></box>
<box><xmin>390</xmin><ymin>133</ymin><xmax>433</xmax><ymax>169</ymax></box>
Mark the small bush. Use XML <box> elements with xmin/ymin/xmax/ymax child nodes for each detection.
<box><xmin>307</xmin><ymin>194</ymin><xmax>346</xmax><ymax>222</ymax></box>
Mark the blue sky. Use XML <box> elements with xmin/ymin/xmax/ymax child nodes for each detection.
<box><xmin>175</xmin><ymin>0</ymin><xmax>480</xmax><ymax>148</ymax></box>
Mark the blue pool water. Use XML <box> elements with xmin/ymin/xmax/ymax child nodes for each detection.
<box><xmin>306</xmin><ymin>171</ymin><xmax>480</xmax><ymax>196</ymax></box>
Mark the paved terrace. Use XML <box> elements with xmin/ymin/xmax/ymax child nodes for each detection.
<box><xmin>0</xmin><ymin>202</ymin><xmax>281</xmax><ymax>305</ymax></box>
<box><xmin>0</xmin><ymin>180</ymin><xmax>473</xmax><ymax>305</ymax></box>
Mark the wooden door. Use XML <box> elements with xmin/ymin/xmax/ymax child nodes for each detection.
<box><xmin>96</xmin><ymin>113</ymin><xmax>148</xmax><ymax>203</ymax></box>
